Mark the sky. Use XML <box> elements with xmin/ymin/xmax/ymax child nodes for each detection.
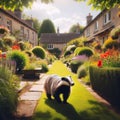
<box><xmin>23</xmin><ymin>0</ymin><xmax>100</xmax><ymax>33</ymax></box>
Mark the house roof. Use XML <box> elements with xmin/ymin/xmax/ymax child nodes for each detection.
<box><xmin>0</xmin><ymin>8</ymin><xmax>37</xmax><ymax>32</ymax></box>
<box><xmin>40</xmin><ymin>33</ymin><xmax>81</xmax><ymax>44</ymax></box>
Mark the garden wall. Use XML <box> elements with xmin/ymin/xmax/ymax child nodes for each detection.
<box><xmin>89</xmin><ymin>66</ymin><xmax>120</xmax><ymax>108</ymax></box>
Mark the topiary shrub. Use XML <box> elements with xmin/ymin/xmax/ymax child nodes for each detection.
<box><xmin>77</xmin><ymin>65</ymin><xmax>87</xmax><ymax>78</ymax></box>
<box><xmin>70</xmin><ymin>61</ymin><xmax>83</xmax><ymax>73</ymax></box>
<box><xmin>103</xmin><ymin>37</ymin><xmax>119</xmax><ymax>50</ymax></box>
<box><xmin>75</xmin><ymin>47</ymin><xmax>93</xmax><ymax>57</ymax></box>
<box><xmin>7</xmin><ymin>50</ymin><xmax>29</xmax><ymax>73</ymax></box>
<box><xmin>0</xmin><ymin>66</ymin><xmax>19</xmax><ymax>119</ymax></box>
<box><xmin>32</xmin><ymin>46</ymin><xmax>46</xmax><ymax>59</ymax></box>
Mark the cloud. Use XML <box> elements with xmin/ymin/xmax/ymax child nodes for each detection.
<box><xmin>23</xmin><ymin>0</ymin><xmax>100</xmax><ymax>33</ymax></box>
<box><xmin>23</xmin><ymin>1</ymin><xmax>61</xmax><ymax>20</ymax></box>
<box><xmin>53</xmin><ymin>15</ymin><xmax>86</xmax><ymax>33</ymax></box>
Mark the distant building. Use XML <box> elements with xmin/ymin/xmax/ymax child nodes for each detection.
<box><xmin>0</xmin><ymin>8</ymin><xmax>38</xmax><ymax>46</ymax></box>
<box><xmin>40</xmin><ymin>33</ymin><xmax>80</xmax><ymax>51</ymax></box>
<box><xmin>83</xmin><ymin>6</ymin><xmax>120</xmax><ymax>45</ymax></box>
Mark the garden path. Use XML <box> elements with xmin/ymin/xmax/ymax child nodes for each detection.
<box><xmin>15</xmin><ymin>74</ymin><xmax>48</xmax><ymax>119</ymax></box>
<box><xmin>15</xmin><ymin>60</ymin><xmax>120</xmax><ymax>120</ymax></box>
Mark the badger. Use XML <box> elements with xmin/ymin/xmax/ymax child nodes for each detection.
<box><xmin>44</xmin><ymin>74</ymin><xmax>74</xmax><ymax>103</ymax></box>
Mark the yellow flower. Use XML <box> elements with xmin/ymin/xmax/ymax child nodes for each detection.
<box><xmin>0</xmin><ymin>50</ymin><xmax>2</xmax><ymax>54</ymax></box>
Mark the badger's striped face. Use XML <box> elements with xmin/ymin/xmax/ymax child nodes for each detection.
<box><xmin>61</xmin><ymin>76</ymin><xmax>74</xmax><ymax>86</ymax></box>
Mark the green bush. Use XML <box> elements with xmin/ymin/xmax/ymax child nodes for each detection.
<box><xmin>18</xmin><ymin>41</ymin><xmax>26</xmax><ymax>51</ymax></box>
<box><xmin>103</xmin><ymin>38</ymin><xmax>119</xmax><ymax>50</ymax></box>
<box><xmin>77</xmin><ymin>65</ymin><xmax>87</xmax><ymax>78</ymax></box>
<box><xmin>110</xmin><ymin>25</ymin><xmax>120</xmax><ymax>39</ymax></box>
<box><xmin>48</xmin><ymin>48</ymin><xmax>61</xmax><ymax>58</ymax></box>
<box><xmin>74</xmin><ymin>47</ymin><xmax>81</xmax><ymax>56</ymax></box>
<box><xmin>41</xmin><ymin>64</ymin><xmax>49</xmax><ymax>73</ymax></box>
<box><xmin>64</xmin><ymin>50</ymin><xmax>71</xmax><ymax>57</ymax></box>
<box><xmin>3</xmin><ymin>35</ymin><xmax>15</xmax><ymax>47</ymax></box>
<box><xmin>70</xmin><ymin>61</ymin><xmax>83</xmax><ymax>73</ymax></box>
<box><xmin>89</xmin><ymin>65</ymin><xmax>120</xmax><ymax>108</ymax></box>
<box><xmin>32</xmin><ymin>46</ymin><xmax>46</xmax><ymax>59</ymax></box>
<box><xmin>7</xmin><ymin>50</ymin><xmax>29</xmax><ymax>73</ymax></box>
<box><xmin>75</xmin><ymin>47</ymin><xmax>93</xmax><ymax>57</ymax></box>
<box><xmin>25</xmin><ymin>50</ymin><xmax>33</xmax><ymax>57</ymax></box>
<box><xmin>0</xmin><ymin>67</ymin><xmax>19</xmax><ymax>119</ymax></box>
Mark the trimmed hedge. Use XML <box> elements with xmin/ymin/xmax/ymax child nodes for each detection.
<box><xmin>74</xmin><ymin>47</ymin><xmax>93</xmax><ymax>57</ymax></box>
<box><xmin>70</xmin><ymin>61</ymin><xmax>83</xmax><ymax>73</ymax></box>
<box><xmin>89</xmin><ymin>65</ymin><xmax>120</xmax><ymax>108</ymax></box>
<box><xmin>32</xmin><ymin>46</ymin><xmax>46</xmax><ymax>59</ymax></box>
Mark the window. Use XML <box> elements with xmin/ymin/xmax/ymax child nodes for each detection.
<box><xmin>7</xmin><ymin>19</ymin><xmax>12</xmax><ymax>31</ymax></box>
<box><xmin>47</xmin><ymin>44</ymin><xmax>54</xmax><ymax>49</ymax></box>
<box><xmin>20</xmin><ymin>26</ymin><xmax>24</xmax><ymax>37</ymax></box>
<box><xmin>86</xmin><ymin>28</ymin><xmax>90</xmax><ymax>37</ymax></box>
<box><xmin>27</xmin><ymin>29</ymin><xmax>29</xmax><ymax>40</ymax></box>
<box><xmin>94</xmin><ymin>21</ymin><xmax>98</xmax><ymax>31</ymax></box>
<box><xmin>103</xmin><ymin>11</ymin><xmax>111</xmax><ymax>25</ymax></box>
<box><xmin>32</xmin><ymin>32</ymin><xmax>34</xmax><ymax>40</ymax></box>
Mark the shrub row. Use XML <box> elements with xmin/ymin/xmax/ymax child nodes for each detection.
<box><xmin>0</xmin><ymin>66</ymin><xmax>19</xmax><ymax>119</ymax></box>
<box><xmin>89</xmin><ymin>65</ymin><xmax>120</xmax><ymax>108</ymax></box>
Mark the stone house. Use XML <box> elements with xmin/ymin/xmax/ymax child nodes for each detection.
<box><xmin>0</xmin><ymin>8</ymin><xmax>38</xmax><ymax>46</ymax></box>
<box><xmin>40</xmin><ymin>33</ymin><xmax>80</xmax><ymax>51</ymax></box>
<box><xmin>83</xmin><ymin>6</ymin><xmax>120</xmax><ymax>45</ymax></box>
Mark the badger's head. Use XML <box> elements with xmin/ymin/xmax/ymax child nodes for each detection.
<box><xmin>61</xmin><ymin>76</ymin><xmax>74</xmax><ymax>86</ymax></box>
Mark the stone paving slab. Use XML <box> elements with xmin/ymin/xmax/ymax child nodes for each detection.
<box><xmin>16</xmin><ymin>100</ymin><xmax>37</xmax><ymax>117</ymax></box>
<box><xmin>20</xmin><ymin>92</ymin><xmax>42</xmax><ymax>101</ymax></box>
<box><xmin>18</xmin><ymin>81</ymin><xmax>27</xmax><ymax>92</ymax></box>
<box><xmin>29</xmin><ymin>85</ymin><xmax>44</xmax><ymax>92</ymax></box>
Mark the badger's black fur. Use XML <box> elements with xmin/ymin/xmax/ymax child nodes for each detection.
<box><xmin>44</xmin><ymin>75</ymin><xmax>74</xmax><ymax>103</ymax></box>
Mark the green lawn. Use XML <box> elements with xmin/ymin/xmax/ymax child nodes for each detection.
<box><xmin>33</xmin><ymin>60</ymin><xmax>120</xmax><ymax>120</ymax></box>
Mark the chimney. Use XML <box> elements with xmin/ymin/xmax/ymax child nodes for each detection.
<box><xmin>57</xmin><ymin>27</ymin><xmax>60</xmax><ymax>34</ymax></box>
<box><xmin>86</xmin><ymin>13</ymin><xmax>93</xmax><ymax>25</ymax></box>
<box><xmin>25</xmin><ymin>19</ymin><xmax>33</xmax><ymax>28</ymax></box>
<box><xmin>14</xmin><ymin>9</ymin><xmax>22</xmax><ymax>19</ymax></box>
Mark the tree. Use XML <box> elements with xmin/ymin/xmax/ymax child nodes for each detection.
<box><xmin>32</xmin><ymin>18</ymin><xmax>41</xmax><ymax>33</ymax></box>
<box><xmin>38</xmin><ymin>19</ymin><xmax>56</xmax><ymax>38</ymax></box>
<box><xmin>75</xmin><ymin>0</ymin><xmax>120</xmax><ymax>10</ymax></box>
<box><xmin>69</xmin><ymin>23</ymin><xmax>84</xmax><ymax>34</ymax></box>
<box><xmin>0</xmin><ymin>0</ymin><xmax>53</xmax><ymax>11</ymax></box>
<box><xmin>1</xmin><ymin>0</ymin><xmax>119</xmax><ymax>11</ymax></box>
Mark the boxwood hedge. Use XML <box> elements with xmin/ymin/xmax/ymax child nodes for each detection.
<box><xmin>89</xmin><ymin>65</ymin><xmax>120</xmax><ymax>108</ymax></box>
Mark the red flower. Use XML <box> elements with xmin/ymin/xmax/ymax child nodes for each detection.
<box><xmin>12</xmin><ymin>45</ymin><xmax>20</xmax><ymax>50</ymax></box>
<box><xmin>97</xmin><ymin>60</ymin><xmax>102</xmax><ymax>67</ymax></box>
<box><xmin>2</xmin><ymin>54</ymin><xmax>6</xmax><ymax>58</ymax></box>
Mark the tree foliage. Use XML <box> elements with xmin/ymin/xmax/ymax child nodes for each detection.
<box><xmin>75</xmin><ymin>0</ymin><xmax>120</xmax><ymax>10</ymax></box>
<box><xmin>69</xmin><ymin>23</ymin><xmax>84</xmax><ymax>34</ymax></box>
<box><xmin>38</xmin><ymin>19</ymin><xmax>56</xmax><ymax>38</ymax></box>
<box><xmin>0</xmin><ymin>0</ymin><xmax>119</xmax><ymax>11</ymax></box>
<box><xmin>0</xmin><ymin>0</ymin><xmax>53</xmax><ymax>11</ymax></box>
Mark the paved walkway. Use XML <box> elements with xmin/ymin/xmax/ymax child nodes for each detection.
<box><xmin>15</xmin><ymin>74</ymin><xmax>48</xmax><ymax>119</ymax></box>
<box><xmin>15</xmin><ymin>75</ymin><xmax>118</xmax><ymax>120</ymax></box>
